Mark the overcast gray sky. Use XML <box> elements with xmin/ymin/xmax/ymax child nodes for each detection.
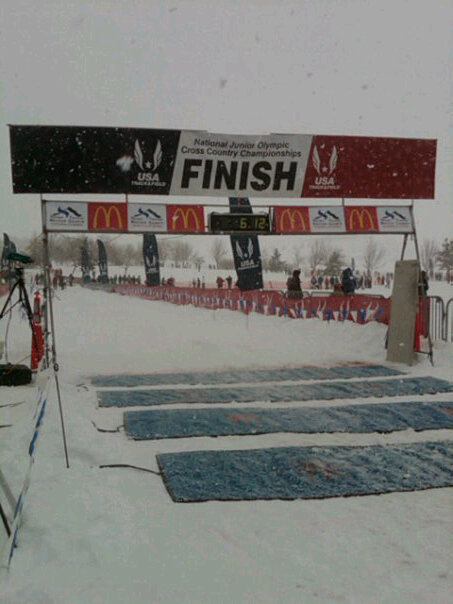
<box><xmin>1</xmin><ymin>0</ymin><xmax>452</xmax><ymax>260</ymax></box>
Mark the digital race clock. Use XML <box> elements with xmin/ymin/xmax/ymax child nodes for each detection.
<box><xmin>208</xmin><ymin>213</ymin><xmax>271</xmax><ymax>233</ymax></box>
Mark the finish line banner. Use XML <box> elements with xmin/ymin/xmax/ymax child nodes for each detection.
<box><xmin>9</xmin><ymin>126</ymin><xmax>436</xmax><ymax>199</ymax></box>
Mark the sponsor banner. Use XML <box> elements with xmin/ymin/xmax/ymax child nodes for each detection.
<box><xmin>229</xmin><ymin>198</ymin><xmax>264</xmax><ymax>291</ymax></box>
<box><xmin>128</xmin><ymin>203</ymin><xmax>167</xmax><ymax>232</ymax></box>
<box><xmin>301</xmin><ymin>135</ymin><xmax>436</xmax><ymax>199</ymax></box>
<box><xmin>273</xmin><ymin>204</ymin><xmax>412</xmax><ymax>235</ymax></box>
<box><xmin>274</xmin><ymin>206</ymin><xmax>311</xmax><ymax>233</ymax></box>
<box><xmin>345</xmin><ymin>206</ymin><xmax>379</xmax><ymax>233</ymax></box>
<box><xmin>309</xmin><ymin>206</ymin><xmax>346</xmax><ymax>233</ymax></box>
<box><xmin>377</xmin><ymin>206</ymin><xmax>413</xmax><ymax>233</ymax></box>
<box><xmin>114</xmin><ymin>283</ymin><xmax>391</xmax><ymax>326</ymax></box>
<box><xmin>166</xmin><ymin>204</ymin><xmax>205</xmax><ymax>233</ymax></box>
<box><xmin>143</xmin><ymin>234</ymin><xmax>160</xmax><ymax>286</ymax></box>
<box><xmin>88</xmin><ymin>202</ymin><xmax>128</xmax><ymax>232</ymax></box>
<box><xmin>97</xmin><ymin>239</ymin><xmax>109</xmax><ymax>283</ymax></box>
<box><xmin>44</xmin><ymin>201</ymin><xmax>88</xmax><ymax>231</ymax></box>
<box><xmin>170</xmin><ymin>131</ymin><xmax>312</xmax><ymax>198</ymax></box>
<box><xmin>9</xmin><ymin>125</ymin><xmax>180</xmax><ymax>194</ymax></box>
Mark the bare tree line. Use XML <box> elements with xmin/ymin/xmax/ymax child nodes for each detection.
<box><xmin>18</xmin><ymin>232</ymin><xmax>453</xmax><ymax>278</ymax></box>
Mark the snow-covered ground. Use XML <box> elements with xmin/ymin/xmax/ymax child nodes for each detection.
<box><xmin>1</xmin><ymin>281</ymin><xmax>452</xmax><ymax>603</ymax></box>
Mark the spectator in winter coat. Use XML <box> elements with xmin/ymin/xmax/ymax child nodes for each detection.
<box><xmin>341</xmin><ymin>268</ymin><xmax>357</xmax><ymax>295</ymax></box>
<box><xmin>286</xmin><ymin>269</ymin><xmax>303</xmax><ymax>298</ymax></box>
<box><xmin>418</xmin><ymin>270</ymin><xmax>429</xmax><ymax>296</ymax></box>
<box><xmin>216</xmin><ymin>276</ymin><xmax>224</xmax><ymax>288</ymax></box>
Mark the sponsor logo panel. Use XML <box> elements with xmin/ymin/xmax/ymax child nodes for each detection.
<box><xmin>88</xmin><ymin>203</ymin><xmax>128</xmax><ymax>232</ymax></box>
<box><xmin>166</xmin><ymin>204</ymin><xmax>205</xmax><ymax>233</ymax></box>
<box><xmin>377</xmin><ymin>206</ymin><xmax>413</xmax><ymax>233</ymax></box>
<box><xmin>170</xmin><ymin>131</ymin><xmax>313</xmax><ymax>198</ymax></box>
<box><xmin>308</xmin><ymin>206</ymin><xmax>346</xmax><ymax>233</ymax></box>
<box><xmin>128</xmin><ymin>203</ymin><xmax>167</xmax><ymax>232</ymax></box>
<box><xmin>345</xmin><ymin>206</ymin><xmax>379</xmax><ymax>232</ymax></box>
<box><xmin>45</xmin><ymin>201</ymin><xmax>87</xmax><ymax>231</ymax></box>
<box><xmin>273</xmin><ymin>206</ymin><xmax>310</xmax><ymax>233</ymax></box>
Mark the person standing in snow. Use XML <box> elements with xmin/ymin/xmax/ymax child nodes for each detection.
<box><xmin>286</xmin><ymin>269</ymin><xmax>303</xmax><ymax>298</ymax></box>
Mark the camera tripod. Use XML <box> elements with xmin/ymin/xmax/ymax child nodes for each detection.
<box><xmin>0</xmin><ymin>267</ymin><xmax>37</xmax><ymax>363</ymax></box>
<box><xmin>0</xmin><ymin>268</ymin><xmax>35</xmax><ymax>331</ymax></box>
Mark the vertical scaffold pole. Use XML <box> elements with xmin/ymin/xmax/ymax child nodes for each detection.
<box><xmin>41</xmin><ymin>196</ymin><xmax>70</xmax><ymax>467</ymax></box>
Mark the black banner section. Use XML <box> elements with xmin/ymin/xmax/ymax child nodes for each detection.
<box><xmin>143</xmin><ymin>234</ymin><xmax>161</xmax><ymax>286</ymax></box>
<box><xmin>9</xmin><ymin>125</ymin><xmax>181</xmax><ymax>194</ymax></box>
<box><xmin>81</xmin><ymin>242</ymin><xmax>91</xmax><ymax>283</ymax></box>
<box><xmin>97</xmin><ymin>240</ymin><xmax>109</xmax><ymax>284</ymax></box>
<box><xmin>229</xmin><ymin>198</ymin><xmax>264</xmax><ymax>291</ymax></box>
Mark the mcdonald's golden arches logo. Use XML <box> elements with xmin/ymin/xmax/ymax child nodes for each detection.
<box><xmin>89</xmin><ymin>203</ymin><xmax>127</xmax><ymax>231</ymax></box>
<box><xmin>345</xmin><ymin>206</ymin><xmax>378</xmax><ymax>232</ymax></box>
<box><xmin>274</xmin><ymin>206</ymin><xmax>310</xmax><ymax>233</ymax></box>
<box><xmin>166</xmin><ymin>204</ymin><xmax>205</xmax><ymax>232</ymax></box>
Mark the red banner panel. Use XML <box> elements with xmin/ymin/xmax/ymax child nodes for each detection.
<box><xmin>344</xmin><ymin>206</ymin><xmax>379</xmax><ymax>233</ymax></box>
<box><xmin>273</xmin><ymin>206</ymin><xmax>311</xmax><ymax>233</ymax></box>
<box><xmin>166</xmin><ymin>205</ymin><xmax>205</xmax><ymax>233</ymax></box>
<box><xmin>301</xmin><ymin>136</ymin><xmax>436</xmax><ymax>199</ymax></box>
<box><xmin>88</xmin><ymin>203</ymin><xmax>128</xmax><ymax>232</ymax></box>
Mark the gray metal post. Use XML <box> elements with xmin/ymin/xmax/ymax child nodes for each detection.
<box><xmin>41</xmin><ymin>197</ymin><xmax>70</xmax><ymax>467</ymax></box>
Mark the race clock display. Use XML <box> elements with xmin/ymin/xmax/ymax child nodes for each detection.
<box><xmin>209</xmin><ymin>213</ymin><xmax>271</xmax><ymax>233</ymax></box>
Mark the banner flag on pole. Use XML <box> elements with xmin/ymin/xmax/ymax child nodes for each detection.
<box><xmin>143</xmin><ymin>234</ymin><xmax>160</xmax><ymax>286</ymax></box>
<box><xmin>229</xmin><ymin>198</ymin><xmax>264</xmax><ymax>291</ymax></box>
<box><xmin>97</xmin><ymin>239</ymin><xmax>109</xmax><ymax>284</ymax></box>
<box><xmin>81</xmin><ymin>242</ymin><xmax>91</xmax><ymax>283</ymax></box>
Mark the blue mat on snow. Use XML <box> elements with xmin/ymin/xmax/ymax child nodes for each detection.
<box><xmin>92</xmin><ymin>363</ymin><xmax>403</xmax><ymax>387</ymax></box>
<box><xmin>156</xmin><ymin>440</ymin><xmax>453</xmax><ymax>502</ymax></box>
<box><xmin>124</xmin><ymin>401</ymin><xmax>453</xmax><ymax>440</ymax></box>
<box><xmin>98</xmin><ymin>376</ymin><xmax>453</xmax><ymax>407</ymax></box>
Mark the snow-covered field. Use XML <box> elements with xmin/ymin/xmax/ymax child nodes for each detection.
<box><xmin>1</xmin><ymin>282</ymin><xmax>452</xmax><ymax>603</ymax></box>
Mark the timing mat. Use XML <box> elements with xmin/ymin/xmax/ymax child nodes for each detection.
<box><xmin>98</xmin><ymin>376</ymin><xmax>453</xmax><ymax>407</ymax></box>
<box><xmin>92</xmin><ymin>363</ymin><xmax>403</xmax><ymax>388</ymax></box>
<box><xmin>157</xmin><ymin>440</ymin><xmax>453</xmax><ymax>502</ymax></box>
<box><xmin>124</xmin><ymin>401</ymin><xmax>453</xmax><ymax>440</ymax></box>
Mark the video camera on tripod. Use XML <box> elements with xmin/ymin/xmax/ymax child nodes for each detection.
<box><xmin>5</xmin><ymin>251</ymin><xmax>33</xmax><ymax>279</ymax></box>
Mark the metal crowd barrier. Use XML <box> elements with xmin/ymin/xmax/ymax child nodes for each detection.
<box><xmin>445</xmin><ymin>298</ymin><xmax>453</xmax><ymax>342</ymax></box>
<box><xmin>427</xmin><ymin>295</ymin><xmax>453</xmax><ymax>342</ymax></box>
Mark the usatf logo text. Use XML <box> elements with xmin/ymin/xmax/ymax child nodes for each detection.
<box><xmin>116</xmin><ymin>139</ymin><xmax>167</xmax><ymax>188</ymax></box>
<box><xmin>309</xmin><ymin>145</ymin><xmax>340</xmax><ymax>191</ymax></box>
